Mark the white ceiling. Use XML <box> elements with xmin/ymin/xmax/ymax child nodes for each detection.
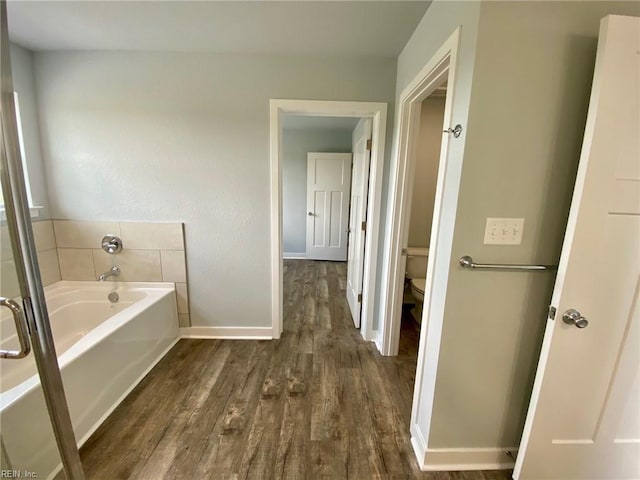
<box><xmin>7</xmin><ymin>1</ymin><xmax>431</xmax><ymax>56</ymax></box>
<box><xmin>282</xmin><ymin>115</ymin><xmax>360</xmax><ymax>131</ymax></box>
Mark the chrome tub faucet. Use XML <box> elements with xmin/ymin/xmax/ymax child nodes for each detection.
<box><xmin>98</xmin><ymin>265</ymin><xmax>121</xmax><ymax>281</ymax></box>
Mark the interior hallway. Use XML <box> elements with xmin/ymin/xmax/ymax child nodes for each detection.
<box><xmin>72</xmin><ymin>260</ymin><xmax>512</xmax><ymax>479</ymax></box>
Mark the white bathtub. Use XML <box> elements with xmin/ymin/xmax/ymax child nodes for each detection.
<box><xmin>0</xmin><ymin>281</ymin><xmax>180</xmax><ymax>479</ymax></box>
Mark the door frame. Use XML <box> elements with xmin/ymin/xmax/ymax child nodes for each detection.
<box><xmin>379</xmin><ymin>27</ymin><xmax>461</xmax><ymax>358</ymax></box>
<box><xmin>269</xmin><ymin>99</ymin><xmax>387</xmax><ymax>340</ymax></box>
<box><xmin>377</xmin><ymin>27</ymin><xmax>463</xmax><ymax>466</ymax></box>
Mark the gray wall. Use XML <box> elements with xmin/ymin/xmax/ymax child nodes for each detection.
<box><xmin>397</xmin><ymin>0</ymin><xmax>640</xmax><ymax>456</ymax></box>
<box><xmin>31</xmin><ymin>51</ymin><xmax>396</xmax><ymax>329</ymax></box>
<box><xmin>9</xmin><ymin>43</ymin><xmax>50</xmax><ymax>218</ymax></box>
<box><xmin>407</xmin><ymin>97</ymin><xmax>445</xmax><ymax>248</ymax></box>
<box><xmin>282</xmin><ymin>128</ymin><xmax>353</xmax><ymax>256</ymax></box>
<box><xmin>379</xmin><ymin>1</ymin><xmax>481</xmax><ymax>343</ymax></box>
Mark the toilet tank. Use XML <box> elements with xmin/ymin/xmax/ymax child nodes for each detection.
<box><xmin>405</xmin><ymin>247</ymin><xmax>429</xmax><ymax>279</ymax></box>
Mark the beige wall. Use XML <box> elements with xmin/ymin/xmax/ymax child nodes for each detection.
<box><xmin>407</xmin><ymin>97</ymin><xmax>446</xmax><ymax>248</ymax></box>
<box><xmin>398</xmin><ymin>0</ymin><xmax>640</xmax><ymax>459</ymax></box>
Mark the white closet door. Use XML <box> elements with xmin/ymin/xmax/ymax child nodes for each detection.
<box><xmin>306</xmin><ymin>152</ymin><xmax>352</xmax><ymax>261</ymax></box>
<box><xmin>346</xmin><ymin>118</ymin><xmax>372</xmax><ymax>328</ymax></box>
<box><xmin>515</xmin><ymin>15</ymin><xmax>640</xmax><ymax>480</ymax></box>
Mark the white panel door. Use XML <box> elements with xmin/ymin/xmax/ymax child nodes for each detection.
<box><xmin>515</xmin><ymin>16</ymin><xmax>640</xmax><ymax>479</ymax></box>
<box><xmin>346</xmin><ymin>118</ymin><xmax>372</xmax><ymax>328</ymax></box>
<box><xmin>306</xmin><ymin>153</ymin><xmax>352</xmax><ymax>261</ymax></box>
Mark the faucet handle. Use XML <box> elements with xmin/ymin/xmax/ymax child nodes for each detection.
<box><xmin>102</xmin><ymin>235</ymin><xmax>123</xmax><ymax>254</ymax></box>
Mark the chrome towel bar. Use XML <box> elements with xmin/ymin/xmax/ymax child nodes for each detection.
<box><xmin>401</xmin><ymin>247</ymin><xmax>429</xmax><ymax>258</ymax></box>
<box><xmin>459</xmin><ymin>255</ymin><xmax>557</xmax><ymax>271</ymax></box>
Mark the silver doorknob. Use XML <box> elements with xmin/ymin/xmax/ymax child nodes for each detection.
<box><xmin>562</xmin><ymin>309</ymin><xmax>588</xmax><ymax>329</ymax></box>
<box><xmin>308</xmin><ymin>212</ymin><xmax>315</xmax><ymax>217</ymax></box>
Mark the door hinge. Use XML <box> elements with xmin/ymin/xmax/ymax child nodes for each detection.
<box><xmin>366</xmin><ymin>138</ymin><xmax>372</xmax><ymax>150</ymax></box>
<box><xmin>361</xmin><ymin>221</ymin><xmax>367</xmax><ymax>231</ymax></box>
<box><xmin>357</xmin><ymin>293</ymin><xmax>362</xmax><ymax>303</ymax></box>
<box><xmin>548</xmin><ymin>305</ymin><xmax>557</xmax><ymax>320</ymax></box>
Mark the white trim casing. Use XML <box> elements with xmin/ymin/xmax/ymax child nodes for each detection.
<box><xmin>380</xmin><ymin>29</ymin><xmax>460</xmax><ymax>355</ymax></box>
<box><xmin>269</xmin><ymin>99</ymin><xmax>388</xmax><ymax>342</ymax></box>
<box><xmin>410</xmin><ymin>422</ymin><xmax>429</xmax><ymax>468</ymax></box>
<box><xmin>373</xmin><ymin>333</ymin><xmax>384</xmax><ymax>354</ymax></box>
<box><xmin>180</xmin><ymin>326</ymin><xmax>273</xmax><ymax>340</ymax></box>
<box><xmin>379</xmin><ymin>27</ymin><xmax>472</xmax><ymax>470</ymax></box>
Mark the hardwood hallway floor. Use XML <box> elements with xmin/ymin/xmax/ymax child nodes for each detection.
<box><xmin>74</xmin><ymin>260</ymin><xmax>512</xmax><ymax>479</ymax></box>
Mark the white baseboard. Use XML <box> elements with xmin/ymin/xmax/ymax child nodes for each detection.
<box><xmin>357</xmin><ymin>327</ymin><xmax>379</xmax><ymax>345</ymax></box>
<box><xmin>410</xmin><ymin>423</ymin><xmax>429</xmax><ymax>468</ymax></box>
<box><xmin>283</xmin><ymin>252</ymin><xmax>307</xmax><ymax>259</ymax></box>
<box><xmin>410</xmin><ymin>423</ymin><xmax>515</xmax><ymax>471</ymax></box>
<box><xmin>423</xmin><ymin>447</ymin><xmax>516</xmax><ymax>471</ymax></box>
<box><xmin>180</xmin><ymin>326</ymin><xmax>274</xmax><ymax>340</ymax></box>
<box><xmin>373</xmin><ymin>331</ymin><xmax>384</xmax><ymax>352</ymax></box>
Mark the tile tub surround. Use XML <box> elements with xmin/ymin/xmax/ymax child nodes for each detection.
<box><xmin>1</xmin><ymin>220</ymin><xmax>61</xmax><ymax>298</ymax></box>
<box><xmin>53</xmin><ymin>220</ymin><xmax>190</xmax><ymax>326</ymax></box>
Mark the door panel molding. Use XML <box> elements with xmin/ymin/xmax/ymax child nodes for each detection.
<box><xmin>306</xmin><ymin>152</ymin><xmax>352</xmax><ymax>261</ymax></box>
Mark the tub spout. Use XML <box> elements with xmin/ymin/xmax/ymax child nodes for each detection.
<box><xmin>98</xmin><ymin>266</ymin><xmax>121</xmax><ymax>281</ymax></box>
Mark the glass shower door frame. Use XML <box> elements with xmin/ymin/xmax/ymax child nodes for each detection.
<box><xmin>0</xmin><ymin>1</ymin><xmax>84</xmax><ymax>478</ymax></box>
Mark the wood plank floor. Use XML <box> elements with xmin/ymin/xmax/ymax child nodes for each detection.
<box><xmin>72</xmin><ymin>260</ymin><xmax>512</xmax><ymax>479</ymax></box>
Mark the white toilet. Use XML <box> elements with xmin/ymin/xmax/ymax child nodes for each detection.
<box><xmin>405</xmin><ymin>247</ymin><xmax>429</xmax><ymax>324</ymax></box>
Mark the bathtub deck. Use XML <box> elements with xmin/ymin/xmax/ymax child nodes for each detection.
<box><xmin>69</xmin><ymin>260</ymin><xmax>512</xmax><ymax>479</ymax></box>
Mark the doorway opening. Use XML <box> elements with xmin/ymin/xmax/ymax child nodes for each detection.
<box><xmin>379</xmin><ymin>28</ymin><xmax>460</xmax><ymax>360</ymax></box>
<box><xmin>280</xmin><ymin>115</ymin><xmax>374</xmax><ymax>330</ymax></box>
<box><xmin>281</xmin><ymin>115</ymin><xmax>359</xmax><ymax>261</ymax></box>
<box><xmin>398</xmin><ymin>85</ymin><xmax>447</xmax><ymax>354</ymax></box>
<box><xmin>270</xmin><ymin>100</ymin><xmax>387</xmax><ymax>341</ymax></box>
